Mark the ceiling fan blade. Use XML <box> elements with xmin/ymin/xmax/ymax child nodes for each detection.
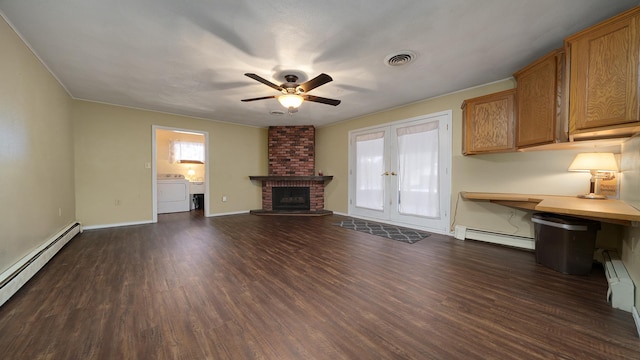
<box><xmin>244</xmin><ymin>73</ymin><xmax>283</xmax><ymax>92</ymax></box>
<box><xmin>303</xmin><ymin>95</ymin><xmax>341</xmax><ymax>106</ymax></box>
<box><xmin>241</xmin><ymin>95</ymin><xmax>276</xmax><ymax>102</ymax></box>
<box><xmin>299</xmin><ymin>73</ymin><xmax>333</xmax><ymax>92</ymax></box>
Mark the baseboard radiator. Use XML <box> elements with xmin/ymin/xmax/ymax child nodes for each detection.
<box><xmin>454</xmin><ymin>225</ymin><xmax>534</xmax><ymax>250</ymax></box>
<box><xmin>456</xmin><ymin>226</ymin><xmax>635</xmax><ymax>314</ymax></box>
<box><xmin>597</xmin><ymin>249</ymin><xmax>634</xmax><ymax>313</ymax></box>
<box><xmin>0</xmin><ymin>222</ymin><xmax>81</xmax><ymax>307</ymax></box>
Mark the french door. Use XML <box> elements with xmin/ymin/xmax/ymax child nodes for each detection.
<box><xmin>348</xmin><ymin>111</ymin><xmax>451</xmax><ymax>234</ymax></box>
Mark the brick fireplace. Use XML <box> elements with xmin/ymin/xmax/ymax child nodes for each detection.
<box><xmin>269</xmin><ymin>126</ymin><xmax>315</xmax><ymax>176</ymax></box>
<box><xmin>249</xmin><ymin>126</ymin><xmax>332</xmax><ymax>215</ymax></box>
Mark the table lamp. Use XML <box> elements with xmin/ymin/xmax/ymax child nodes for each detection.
<box><xmin>568</xmin><ymin>152</ymin><xmax>618</xmax><ymax>199</ymax></box>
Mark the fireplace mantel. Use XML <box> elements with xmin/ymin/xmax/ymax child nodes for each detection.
<box><xmin>249</xmin><ymin>175</ymin><xmax>333</xmax><ymax>181</ymax></box>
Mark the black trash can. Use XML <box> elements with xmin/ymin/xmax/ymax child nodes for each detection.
<box><xmin>531</xmin><ymin>213</ymin><xmax>600</xmax><ymax>275</ymax></box>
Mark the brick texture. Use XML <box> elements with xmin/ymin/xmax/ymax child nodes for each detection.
<box><xmin>261</xmin><ymin>180</ymin><xmax>325</xmax><ymax>211</ymax></box>
<box><xmin>258</xmin><ymin>125</ymin><xmax>327</xmax><ymax>212</ymax></box>
<box><xmin>268</xmin><ymin>126</ymin><xmax>315</xmax><ymax>176</ymax></box>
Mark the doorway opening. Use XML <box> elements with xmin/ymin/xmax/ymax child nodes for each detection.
<box><xmin>152</xmin><ymin>126</ymin><xmax>210</xmax><ymax>222</ymax></box>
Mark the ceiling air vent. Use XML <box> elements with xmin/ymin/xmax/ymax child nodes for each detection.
<box><xmin>384</xmin><ymin>51</ymin><xmax>416</xmax><ymax>67</ymax></box>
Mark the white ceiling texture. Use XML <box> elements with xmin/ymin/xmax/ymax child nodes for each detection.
<box><xmin>1</xmin><ymin>0</ymin><xmax>639</xmax><ymax>127</ymax></box>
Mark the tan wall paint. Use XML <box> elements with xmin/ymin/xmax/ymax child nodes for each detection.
<box><xmin>0</xmin><ymin>16</ymin><xmax>75</xmax><ymax>274</ymax></box>
<box><xmin>73</xmin><ymin>101</ymin><xmax>267</xmax><ymax>227</ymax></box>
<box><xmin>620</xmin><ymin>136</ymin><xmax>640</xmax><ymax>310</ymax></box>
<box><xmin>317</xmin><ymin>79</ymin><xmax>617</xmax><ymax>244</ymax></box>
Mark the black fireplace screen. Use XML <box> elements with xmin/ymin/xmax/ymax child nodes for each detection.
<box><xmin>272</xmin><ymin>187</ymin><xmax>311</xmax><ymax>211</ymax></box>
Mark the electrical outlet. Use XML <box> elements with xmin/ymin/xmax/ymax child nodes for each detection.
<box><xmin>115</xmin><ymin>199</ymin><xmax>121</xmax><ymax>206</ymax></box>
<box><xmin>222</xmin><ymin>196</ymin><xmax>227</xmax><ymax>202</ymax></box>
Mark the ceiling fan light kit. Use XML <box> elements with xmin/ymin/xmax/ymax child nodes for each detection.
<box><xmin>277</xmin><ymin>94</ymin><xmax>304</xmax><ymax>109</ymax></box>
<box><xmin>242</xmin><ymin>72</ymin><xmax>341</xmax><ymax>112</ymax></box>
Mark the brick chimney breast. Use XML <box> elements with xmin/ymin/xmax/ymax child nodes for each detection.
<box><xmin>268</xmin><ymin>126</ymin><xmax>315</xmax><ymax>176</ymax></box>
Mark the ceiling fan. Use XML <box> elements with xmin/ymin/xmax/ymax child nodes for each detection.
<box><xmin>241</xmin><ymin>73</ymin><xmax>341</xmax><ymax>113</ymax></box>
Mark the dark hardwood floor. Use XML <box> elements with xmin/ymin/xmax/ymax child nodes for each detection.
<box><xmin>1</xmin><ymin>211</ymin><xmax>639</xmax><ymax>359</ymax></box>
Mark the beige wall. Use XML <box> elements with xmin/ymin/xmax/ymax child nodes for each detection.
<box><xmin>0</xmin><ymin>16</ymin><xmax>75</xmax><ymax>274</ymax></box>
<box><xmin>317</xmin><ymin>79</ymin><xmax>618</xmax><ymax>243</ymax></box>
<box><xmin>621</xmin><ymin>135</ymin><xmax>640</xmax><ymax>310</ymax></box>
<box><xmin>73</xmin><ymin>101</ymin><xmax>267</xmax><ymax>227</ymax></box>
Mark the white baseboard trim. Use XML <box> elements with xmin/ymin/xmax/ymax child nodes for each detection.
<box><xmin>0</xmin><ymin>222</ymin><xmax>81</xmax><ymax>307</ymax></box>
<box><xmin>207</xmin><ymin>210</ymin><xmax>250</xmax><ymax>217</ymax></box>
<box><xmin>454</xmin><ymin>225</ymin><xmax>534</xmax><ymax>250</ymax></box>
<box><xmin>82</xmin><ymin>220</ymin><xmax>154</xmax><ymax>230</ymax></box>
<box><xmin>633</xmin><ymin>307</ymin><xmax>640</xmax><ymax>338</ymax></box>
<box><xmin>83</xmin><ymin>210</ymin><xmax>251</xmax><ymax>228</ymax></box>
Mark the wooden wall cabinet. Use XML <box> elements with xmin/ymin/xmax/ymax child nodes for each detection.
<box><xmin>566</xmin><ymin>7</ymin><xmax>640</xmax><ymax>140</ymax></box>
<box><xmin>461</xmin><ymin>6</ymin><xmax>640</xmax><ymax>154</ymax></box>
<box><xmin>513</xmin><ymin>48</ymin><xmax>568</xmax><ymax>148</ymax></box>
<box><xmin>462</xmin><ymin>89</ymin><xmax>516</xmax><ymax>155</ymax></box>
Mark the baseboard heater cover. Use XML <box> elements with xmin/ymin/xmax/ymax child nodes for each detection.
<box><xmin>0</xmin><ymin>222</ymin><xmax>81</xmax><ymax>307</ymax></box>
<box><xmin>597</xmin><ymin>249</ymin><xmax>634</xmax><ymax>313</ymax></box>
<box><xmin>454</xmin><ymin>225</ymin><xmax>534</xmax><ymax>250</ymax></box>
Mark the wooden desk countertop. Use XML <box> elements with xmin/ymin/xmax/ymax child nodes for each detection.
<box><xmin>460</xmin><ymin>192</ymin><xmax>640</xmax><ymax>225</ymax></box>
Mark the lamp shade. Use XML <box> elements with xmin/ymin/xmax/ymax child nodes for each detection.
<box><xmin>568</xmin><ymin>152</ymin><xmax>618</xmax><ymax>172</ymax></box>
<box><xmin>278</xmin><ymin>94</ymin><xmax>304</xmax><ymax>109</ymax></box>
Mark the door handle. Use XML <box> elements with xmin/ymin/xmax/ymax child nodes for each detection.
<box><xmin>382</xmin><ymin>171</ymin><xmax>389</xmax><ymax>176</ymax></box>
<box><xmin>391</xmin><ymin>172</ymin><xmax>397</xmax><ymax>176</ymax></box>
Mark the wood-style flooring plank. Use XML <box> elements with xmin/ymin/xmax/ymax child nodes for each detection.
<box><xmin>0</xmin><ymin>212</ymin><xmax>638</xmax><ymax>359</ymax></box>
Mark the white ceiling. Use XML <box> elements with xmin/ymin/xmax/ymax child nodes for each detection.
<box><xmin>1</xmin><ymin>0</ymin><xmax>639</xmax><ymax>128</ymax></box>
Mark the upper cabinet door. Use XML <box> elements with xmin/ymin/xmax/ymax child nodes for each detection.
<box><xmin>462</xmin><ymin>89</ymin><xmax>516</xmax><ymax>155</ymax></box>
<box><xmin>566</xmin><ymin>7</ymin><xmax>640</xmax><ymax>133</ymax></box>
<box><xmin>514</xmin><ymin>48</ymin><xmax>567</xmax><ymax>148</ymax></box>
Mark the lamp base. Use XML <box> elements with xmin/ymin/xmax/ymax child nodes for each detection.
<box><xmin>577</xmin><ymin>193</ymin><xmax>607</xmax><ymax>200</ymax></box>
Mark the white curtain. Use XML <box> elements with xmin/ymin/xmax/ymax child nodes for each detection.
<box><xmin>170</xmin><ymin>141</ymin><xmax>205</xmax><ymax>163</ymax></box>
<box><xmin>355</xmin><ymin>131</ymin><xmax>385</xmax><ymax>210</ymax></box>
<box><xmin>396</xmin><ymin>121</ymin><xmax>439</xmax><ymax>218</ymax></box>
